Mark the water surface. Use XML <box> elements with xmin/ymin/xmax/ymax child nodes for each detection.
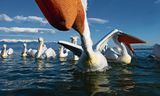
<box><xmin>0</xmin><ymin>42</ymin><xmax>159</xmax><ymax>96</ymax></box>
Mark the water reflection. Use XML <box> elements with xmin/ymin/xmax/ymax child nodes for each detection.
<box><xmin>1</xmin><ymin>58</ymin><xmax>8</xmax><ymax>64</ymax></box>
<box><xmin>36</xmin><ymin>60</ymin><xmax>45</xmax><ymax>71</ymax></box>
<box><xmin>59</xmin><ymin>57</ymin><xmax>67</xmax><ymax>62</ymax></box>
<box><xmin>73</xmin><ymin>73</ymin><xmax>112</xmax><ymax>96</ymax></box>
<box><xmin>108</xmin><ymin>65</ymin><xmax>136</xmax><ymax>95</ymax></box>
<box><xmin>22</xmin><ymin>57</ymin><xmax>27</xmax><ymax>64</ymax></box>
<box><xmin>0</xmin><ymin>48</ymin><xmax>160</xmax><ymax>96</ymax></box>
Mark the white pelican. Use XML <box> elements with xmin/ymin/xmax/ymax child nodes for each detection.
<box><xmin>1</xmin><ymin>44</ymin><xmax>14</xmax><ymax>58</ymax></box>
<box><xmin>102</xmin><ymin>31</ymin><xmax>145</xmax><ymax>64</ymax></box>
<box><xmin>21</xmin><ymin>43</ymin><xmax>28</xmax><ymax>57</ymax></box>
<box><xmin>36</xmin><ymin>37</ymin><xmax>56</xmax><ymax>59</ymax></box>
<box><xmin>71</xmin><ymin>36</ymin><xmax>79</xmax><ymax>60</ymax></box>
<box><xmin>27</xmin><ymin>37</ymin><xmax>56</xmax><ymax>59</ymax></box>
<box><xmin>35</xmin><ymin>0</ymin><xmax>144</xmax><ymax>72</ymax></box>
<box><xmin>153</xmin><ymin>44</ymin><xmax>160</xmax><ymax>59</ymax></box>
<box><xmin>58</xmin><ymin>45</ymin><xmax>69</xmax><ymax>58</ymax></box>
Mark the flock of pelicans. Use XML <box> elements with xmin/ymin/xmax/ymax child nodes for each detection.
<box><xmin>1</xmin><ymin>0</ymin><xmax>160</xmax><ymax>73</ymax></box>
<box><xmin>2</xmin><ymin>28</ymin><xmax>160</xmax><ymax>72</ymax></box>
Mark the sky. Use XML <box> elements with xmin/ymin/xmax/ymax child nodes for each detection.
<box><xmin>0</xmin><ymin>0</ymin><xmax>160</xmax><ymax>45</ymax></box>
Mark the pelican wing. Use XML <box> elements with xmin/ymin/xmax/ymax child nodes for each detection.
<box><xmin>29</xmin><ymin>49</ymin><xmax>37</xmax><ymax>57</ymax></box>
<box><xmin>58</xmin><ymin>41</ymin><xmax>83</xmax><ymax>57</ymax></box>
<box><xmin>44</xmin><ymin>48</ymin><xmax>56</xmax><ymax>58</ymax></box>
<box><xmin>104</xmin><ymin>48</ymin><xmax>119</xmax><ymax>60</ymax></box>
<box><xmin>94</xmin><ymin>29</ymin><xmax>119</xmax><ymax>52</ymax></box>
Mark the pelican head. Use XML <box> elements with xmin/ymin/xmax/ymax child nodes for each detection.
<box><xmin>38</xmin><ymin>37</ymin><xmax>44</xmax><ymax>43</ymax></box>
<box><xmin>23</xmin><ymin>43</ymin><xmax>27</xmax><ymax>47</ymax></box>
<box><xmin>114</xmin><ymin>30</ymin><xmax>145</xmax><ymax>53</ymax></box>
<box><xmin>3</xmin><ymin>44</ymin><xmax>7</xmax><ymax>49</ymax></box>
<box><xmin>71</xmin><ymin>36</ymin><xmax>79</xmax><ymax>44</ymax></box>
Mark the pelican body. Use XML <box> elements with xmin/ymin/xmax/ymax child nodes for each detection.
<box><xmin>21</xmin><ymin>43</ymin><xmax>28</xmax><ymax>57</ymax></box>
<box><xmin>36</xmin><ymin>37</ymin><xmax>56</xmax><ymax>59</ymax></box>
<box><xmin>1</xmin><ymin>44</ymin><xmax>14</xmax><ymax>58</ymax></box>
<box><xmin>71</xmin><ymin>36</ymin><xmax>79</xmax><ymax>61</ymax></box>
<box><xmin>27</xmin><ymin>37</ymin><xmax>56</xmax><ymax>59</ymax></box>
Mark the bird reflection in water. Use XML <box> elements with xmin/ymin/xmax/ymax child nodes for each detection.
<box><xmin>73</xmin><ymin>72</ymin><xmax>113</xmax><ymax>96</ymax></box>
<box><xmin>36</xmin><ymin>59</ymin><xmax>45</xmax><ymax>71</ymax></box>
<box><xmin>59</xmin><ymin>57</ymin><xmax>67</xmax><ymax>62</ymax></box>
<box><xmin>108</xmin><ymin>66</ymin><xmax>136</xmax><ymax>95</ymax></box>
<box><xmin>22</xmin><ymin>57</ymin><xmax>27</xmax><ymax>64</ymax></box>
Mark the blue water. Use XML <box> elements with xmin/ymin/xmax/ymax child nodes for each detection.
<box><xmin>0</xmin><ymin>42</ymin><xmax>160</xmax><ymax>96</ymax></box>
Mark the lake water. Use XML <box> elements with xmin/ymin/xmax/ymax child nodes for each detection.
<box><xmin>0</xmin><ymin>42</ymin><xmax>160</xmax><ymax>96</ymax></box>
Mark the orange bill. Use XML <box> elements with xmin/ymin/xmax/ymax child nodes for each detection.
<box><xmin>35</xmin><ymin>0</ymin><xmax>85</xmax><ymax>34</ymax></box>
<box><xmin>35</xmin><ymin>0</ymin><xmax>77</xmax><ymax>31</ymax></box>
<box><xmin>118</xmin><ymin>33</ymin><xmax>146</xmax><ymax>44</ymax></box>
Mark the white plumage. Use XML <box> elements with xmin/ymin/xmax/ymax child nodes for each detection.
<box><xmin>27</xmin><ymin>37</ymin><xmax>56</xmax><ymax>59</ymax></box>
<box><xmin>1</xmin><ymin>44</ymin><xmax>14</xmax><ymax>58</ymax></box>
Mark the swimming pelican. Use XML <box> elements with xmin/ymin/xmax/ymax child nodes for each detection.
<box><xmin>153</xmin><ymin>44</ymin><xmax>160</xmax><ymax>59</ymax></box>
<box><xmin>36</xmin><ymin>37</ymin><xmax>56</xmax><ymax>59</ymax></box>
<box><xmin>1</xmin><ymin>44</ymin><xmax>14</xmax><ymax>58</ymax></box>
<box><xmin>21</xmin><ymin>43</ymin><xmax>28</xmax><ymax>57</ymax></box>
<box><xmin>35</xmin><ymin>0</ymin><xmax>144</xmax><ymax>72</ymax></box>
<box><xmin>102</xmin><ymin>31</ymin><xmax>145</xmax><ymax>64</ymax></box>
<box><xmin>58</xmin><ymin>45</ymin><xmax>69</xmax><ymax>58</ymax></box>
<box><xmin>27</xmin><ymin>37</ymin><xmax>56</xmax><ymax>59</ymax></box>
<box><xmin>71</xmin><ymin>36</ymin><xmax>79</xmax><ymax>60</ymax></box>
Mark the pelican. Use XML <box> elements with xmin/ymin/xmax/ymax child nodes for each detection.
<box><xmin>58</xmin><ymin>45</ymin><xmax>69</xmax><ymax>58</ymax></box>
<box><xmin>27</xmin><ymin>37</ymin><xmax>56</xmax><ymax>59</ymax></box>
<box><xmin>35</xmin><ymin>0</ymin><xmax>144</xmax><ymax>72</ymax></box>
<box><xmin>102</xmin><ymin>31</ymin><xmax>145</xmax><ymax>64</ymax></box>
<box><xmin>153</xmin><ymin>44</ymin><xmax>160</xmax><ymax>59</ymax></box>
<box><xmin>36</xmin><ymin>37</ymin><xmax>56</xmax><ymax>59</ymax></box>
<box><xmin>1</xmin><ymin>44</ymin><xmax>14</xmax><ymax>58</ymax></box>
<box><xmin>21</xmin><ymin>43</ymin><xmax>28</xmax><ymax>57</ymax></box>
<box><xmin>71</xmin><ymin>36</ymin><xmax>79</xmax><ymax>60</ymax></box>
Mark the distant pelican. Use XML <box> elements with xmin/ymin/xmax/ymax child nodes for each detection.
<box><xmin>58</xmin><ymin>45</ymin><xmax>69</xmax><ymax>58</ymax></box>
<box><xmin>1</xmin><ymin>44</ymin><xmax>14</xmax><ymax>58</ymax></box>
<box><xmin>27</xmin><ymin>37</ymin><xmax>56</xmax><ymax>59</ymax></box>
<box><xmin>71</xmin><ymin>36</ymin><xmax>79</xmax><ymax>60</ymax></box>
<box><xmin>21</xmin><ymin>43</ymin><xmax>28</xmax><ymax>57</ymax></box>
<box><xmin>36</xmin><ymin>37</ymin><xmax>56</xmax><ymax>59</ymax></box>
